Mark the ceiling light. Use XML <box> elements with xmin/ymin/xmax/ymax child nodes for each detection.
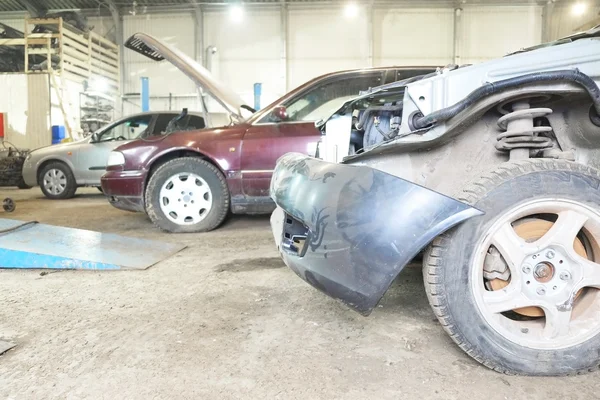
<box><xmin>344</xmin><ymin>3</ymin><xmax>359</xmax><ymax>19</ymax></box>
<box><xmin>230</xmin><ymin>4</ymin><xmax>244</xmax><ymax>23</ymax></box>
<box><xmin>572</xmin><ymin>2</ymin><xmax>587</xmax><ymax>16</ymax></box>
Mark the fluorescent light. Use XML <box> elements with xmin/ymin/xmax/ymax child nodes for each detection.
<box><xmin>572</xmin><ymin>2</ymin><xmax>587</xmax><ymax>16</ymax></box>
<box><xmin>344</xmin><ymin>3</ymin><xmax>359</xmax><ymax>18</ymax></box>
<box><xmin>230</xmin><ymin>4</ymin><xmax>243</xmax><ymax>22</ymax></box>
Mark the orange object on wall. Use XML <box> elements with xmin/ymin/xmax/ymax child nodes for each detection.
<box><xmin>0</xmin><ymin>113</ymin><xmax>4</xmax><ymax>138</ymax></box>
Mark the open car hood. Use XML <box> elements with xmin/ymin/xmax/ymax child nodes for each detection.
<box><xmin>125</xmin><ymin>33</ymin><xmax>246</xmax><ymax>121</ymax></box>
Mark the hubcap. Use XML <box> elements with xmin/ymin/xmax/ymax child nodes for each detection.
<box><xmin>159</xmin><ymin>173</ymin><xmax>212</xmax><ymax>225</ymax></box>
<box><xmin>474</xmin><ymin>200</ymin><xmax>600</xmax><ymax>350</ymax></box>
<box><xmin>43</xmin><ymin>169</ymin><xmax>67</xmax><ymax>195</ymax></box>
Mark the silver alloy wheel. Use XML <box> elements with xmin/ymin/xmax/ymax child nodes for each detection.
<box><xmin>43</xmin><ymin>168</ymin><xmax>67</xmax><ymax>195</ymax></box>
<box><xmin>159</xmin><ymin>172</ymin><xmax>213</xmax><ymax>225</ymax></box>
<box><xmin>472</xmin><ymin>199</ymin><xmax>600</xmax><ymax>350</ymax></box>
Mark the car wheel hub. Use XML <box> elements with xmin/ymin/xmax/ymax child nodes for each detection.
<box><xmin>43</xmin><ymin>169</ymin><xmax>67</xmax><ymax>195</ymax></box>
<box><xmin>159</xmin><ymin>173</ymin><xmax>212</xmax><ymax>225</ymax></box>
<box><xmin>474</xmin><ymin>199</ymin><xmax>600</xmax><ymax>350</ymax></box>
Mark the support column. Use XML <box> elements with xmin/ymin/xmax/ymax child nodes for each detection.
<box><xmin>189</xmin><ymin>2</ymin><xmax>204</xmax><ymax>66</ymax></box>
<box><xmin>452</xmin><ymin>7</ymin><xmax>462</xmax><ymax>65</ymax></box>
<box><xmin>281</xmin><ymin>0</ymin><xmax>288</xmax><ymax>93</ymax></box>
<box><xmin>105</xmin><ymin>0</ymin><xmax>124</xmax><ymax>116</ymax></box>
<box><xmin>541</xmin><ymin>1</ymin><xmax>555</xmax><ymax>43</ymax></box>
<box><xmin>367</xmin><ymin>0</ymin><xmax>374</xmax><ymax>67</ymax></box>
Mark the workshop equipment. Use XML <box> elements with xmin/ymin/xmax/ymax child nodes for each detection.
<box><xmin>0</xmin><ymin>219</ymin><xmax>185</xmax><ymax>270</ymax></box>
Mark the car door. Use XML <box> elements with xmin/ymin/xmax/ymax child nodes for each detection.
<box><xmin>74</xmin><ymin>114</ymin><xmax>155</xmax><ymax>184</ymax></box>
<box><xmin>240</xmin><ymin>70</ymin><xmax>387</xmax><ymax>197</ymax></box>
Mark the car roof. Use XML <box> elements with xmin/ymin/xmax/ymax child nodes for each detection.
<box><xmin>247</xmin><ymin>65</ymin><xmax>437</xmax><ymax>123</ymax></box>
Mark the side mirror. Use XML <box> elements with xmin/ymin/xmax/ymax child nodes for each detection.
<box><xmin>271</xmin><ymin>105</ymin><xmax>288</xmax><ymax>122</ymax></box>
<box><xmin>91</xmin><ymin>132</ymin><xmax>99</xmax><ymax>142</ymax></box>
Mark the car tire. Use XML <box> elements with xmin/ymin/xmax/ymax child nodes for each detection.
<box><xmin>423</xmin><ymin>159</ymin><xmax>600</xmax><ymax>375</ymax></box>
<box><xmin>145</xmin><ymin>157</ymin><xmax>230</xmax><ymax>233</ymax></box>
<box><xmin>39</xmin><ymin>162</ymin><xmax>77</xmax><ymax>199</ymax></box>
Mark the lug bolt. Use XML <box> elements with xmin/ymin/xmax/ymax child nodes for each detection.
<box><xmin>546</xmin><ymin>250</ymin><xmax>555</xmax><ymax>259</ymax></box>
<box><xmin>522</xmin><ymin>265</ymin><xmax>532</xmax><ymax>274</ymax></box>
<box><xmin>537</xmin><ymin>286</ymin><xmax>546</xmax><ymax>295</ymax></box>
<box><xmin>560</xmin><ymin>271</ymin><xmax>571</xmax><ymax>281</ymax></box>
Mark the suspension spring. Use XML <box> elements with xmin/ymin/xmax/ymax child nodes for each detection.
<box><xmin>496</xmin><ymin>101</ymin><xmax>554</xmax><ymax>159</ymax></box>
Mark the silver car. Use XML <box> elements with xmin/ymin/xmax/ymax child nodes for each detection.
<box><xmin>23</xmin><ymin>111</ymin><xmax>205</xmax><ymax>199</ymax></box>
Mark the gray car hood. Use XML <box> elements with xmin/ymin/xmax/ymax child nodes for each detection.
<box><xmin>125</xmin><ymin>33</ymin><xmax>246</xmax><ymax>121</ymax></box>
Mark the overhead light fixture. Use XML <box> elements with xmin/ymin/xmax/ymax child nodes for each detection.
<box><xmin>344</xmin><ymin>3</ymin><xmax>359</xmax><ymax>19</ymax></box>
<box><xmin>230</xmin><ymin>4</ymin><xmax>244</xmax><ymax>23</ymax></box>
<box><xmin>572</xmin><ymin>2</ymin><xmax>587</xmax><ymax>16</ymax></box>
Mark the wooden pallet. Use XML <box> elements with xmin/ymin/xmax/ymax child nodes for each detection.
<box><xmin>0</xmin><ymin>17</ymin><xmax>119</xmax><ymax>96</ymax></box>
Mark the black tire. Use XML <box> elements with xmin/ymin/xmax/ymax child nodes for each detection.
<box><xmin>3</xmin><ymin>198</ymin><xmax>15</xmax><ymax>212</ymax></box>
<box><xmin>423</xmin><ymin>159</ymin><xmax>600</xmax><ymax>375</ymax></box>
<box><xmin>38</xmin><ymin>162</ymin><xmax>77</xmax><ymax>199</ymax></box>
<box><xmin>145</xmin><ymin>157</ymin><xmax>230</xmax><ymax>233</ymax></box>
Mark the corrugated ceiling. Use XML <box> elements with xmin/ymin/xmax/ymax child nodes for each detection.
<box><xmin>0</xmin><ymin>0</ymin><xmax>559</xmax><ymax>13</ymax></box>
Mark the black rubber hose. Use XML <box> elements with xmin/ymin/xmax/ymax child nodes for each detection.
<box><xmin>0</xmin><ymin>221</ymin><xmax>38</xmax><ymax>234</ymax></box>
<box><xmin>413</xmin><ymin>69</ymin><xmax>600</xmax><ymax>129</ymax></box>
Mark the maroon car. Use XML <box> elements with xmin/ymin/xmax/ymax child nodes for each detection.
<box><xmin>101</xmin><ymin>33</ymin><xmax>434</xmax><ymax>232</ymax></box>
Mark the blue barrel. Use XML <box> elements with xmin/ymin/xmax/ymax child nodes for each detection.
<box><xmin>52</xmin><ymin>125</ymin><xmax>66</xmax><ymax>141</ymax></box>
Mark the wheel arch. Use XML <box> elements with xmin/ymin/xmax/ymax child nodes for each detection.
<box><xmin>144</xmin><ymin>149</ymin><xmax>226</xmax><ymax>192</ymax></box>
<box><xmin>37</xmin><ymin>158</ymin><xmax>75</xmax><ymax>185</ymax></box>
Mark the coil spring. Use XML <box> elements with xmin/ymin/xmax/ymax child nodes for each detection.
<box><xmin>495</xmin><ymin>105</ymin><xmax>553</xmax><ymax>152</ymax></box>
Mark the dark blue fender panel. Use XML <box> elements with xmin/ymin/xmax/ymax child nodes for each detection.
<box><xmin>270</xmin><ymin>153</ymin><xmax>483</xmax><ymax>316</ymax></box>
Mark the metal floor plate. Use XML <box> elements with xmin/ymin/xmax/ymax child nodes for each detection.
<box><xmin>0</xmin><ymin>219</ymin><xmax>186</xmax><ymax>270</ymax></box>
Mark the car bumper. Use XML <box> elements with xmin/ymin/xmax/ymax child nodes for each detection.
<box><xmin>22</xmin><ymin>158</ymin><xmax>37</xmax><ymax>187</ymax></box>
<box><xmin>269</xmin><ymin>153</ymin><xmax>483</xmax><ymax>316</ymax></box>
<box><xmin>101</xmin><ymin>170</ymin><xmax>146</xmax><ymax>212</ymax></box>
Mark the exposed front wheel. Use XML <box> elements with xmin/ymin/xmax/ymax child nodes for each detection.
<box><xmin>145</xmin><ymin>157</ymin><xmax>230</xmax><ymax>233</ymax></box>
<box><xmin>424</xmin><ymin>159</ymin><xmax>600</xmax><ymax>375</ymax></box>
<box><xmin>39</xmin><ymin>162</ymin><xmax>77</xmax><ymax>199</ymax></box>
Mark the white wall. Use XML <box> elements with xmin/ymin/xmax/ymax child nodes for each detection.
<box><xmin>287</xmin><ymin>6</ymin><xmax>370</xmax><ymax>90</ymax></box>
<box><xmin>374</xmin><ymin>8</ymin><xmax>454</xmax><ymax>67</ymax></box>
<box><xmin>0</xmin><ymin>3</ymin><xmax>583</xmax><ymax>122</ymax></box>
<box><xmin>204</xmin><ymin>8</ymin><xmax>282</xmax><ymax>107</ymax></box>
<box><xmin>459</xmin><ymin>6</ymin><xmax>542</xmax><ymax>65</ymax></box>
<box><xmin>548</xmin><ymin>4</ymin><xmax>600</xmax><ymax>40</ymax></box>
<box><xmin>0</xmin><ymin>74</ymin><xmax>50</xmax><ymax>149</ymax></box>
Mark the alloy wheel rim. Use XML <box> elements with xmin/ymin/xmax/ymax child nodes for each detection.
<box><xmin>472</xmin><ymin>199</ymin><xmax>600</xmax><ymax>350</ymax></box>
<box><xmin>43</xmin><ymin>169</ymin><xmax>67</xmax><ymax>195</ymax></box>
<box><xmin>159</xmin><ymin>173</ymin><xmax>213</xmax><ymax>225</ymax></box>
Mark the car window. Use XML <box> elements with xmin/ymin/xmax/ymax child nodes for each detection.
<box><xmin>152</xmin><ymin>114</ymin><xmax>179</xmax><ymax>136</ymax></box>
<box><xmin>153</xmin><ymin>114</ymin><xmax>206</xmax><ymax>136</ymax></box>
<box><xmin>258</xmin><ymin>72</ymin><xmax>384</xmax><ymax>124</ymax></box>
<box><xmin>98</xmin><ymin>115</ymin><xmax>152</xmax><ymax>141</ymax></box>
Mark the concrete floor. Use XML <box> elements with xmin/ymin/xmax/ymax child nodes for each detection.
<box><xmin>0</xmin><ymin>187</ymin><xmax>599</xmax><ymax>399</ymax></box>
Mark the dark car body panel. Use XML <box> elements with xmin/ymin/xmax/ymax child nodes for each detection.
<box><xmin>269</xmin><ymin>153</ymin><xmax>483</xmax><ymax>315</ymax></box>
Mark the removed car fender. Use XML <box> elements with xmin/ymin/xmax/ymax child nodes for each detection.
<box><xmin>270</xmin><ymin>153</ymin><xmax>484</xmax><ymax>315</ymax></box>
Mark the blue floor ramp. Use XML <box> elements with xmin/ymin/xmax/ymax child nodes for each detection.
<box><xmin>0</xmin><ymin>219</ymin><xmax>186</xmax><ymax>270</ymax></box>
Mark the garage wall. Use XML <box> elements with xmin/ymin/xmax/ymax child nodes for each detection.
<box><xmin>287</xmin><ymin>6</ymin><xmax>370</xmax><ymax>90</ymax></box>
<box><xmin>0</xmin><ymin>74</ymin><xmax>50</xmax><ymax>149</ymax></box>
<box><xmin>548</xmin><ymin>4</ymin><xmax>600</xmax><ymax>40</ymax></box>
<box><xmin>374</xmin><ymin>8</ymin><xmax>454</xmax><ymax>68</ymax></box>
<box><xmin>204</xmin><ymin>8</ymin><xmax>282</xmax><ymax>107</ymax></box>
<box><xmin>459</xmin><ymin>6</ymin><xmax>542</xmax><ymax>65</ymax></box>
<box><xmin>0</xmin><ymin>3</ymin><xmax>588</xmax><ymax>129</ymax></box>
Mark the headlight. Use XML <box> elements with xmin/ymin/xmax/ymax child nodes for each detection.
<box><xmin>107</xmin><ymin>151</ymin><xmax>125</xmax><ymax>167</ymax></box>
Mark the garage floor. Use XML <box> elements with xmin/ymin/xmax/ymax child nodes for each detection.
<box><xmin>1</xmin><ymin>188</ymin><xmax>599</xmax><ymax>399</ymax></box>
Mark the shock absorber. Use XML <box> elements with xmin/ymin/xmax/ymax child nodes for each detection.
<box><xmin>496</xmin><ymin>101</ymin><xmax>553</xmax><ymax>160</ymax></box>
